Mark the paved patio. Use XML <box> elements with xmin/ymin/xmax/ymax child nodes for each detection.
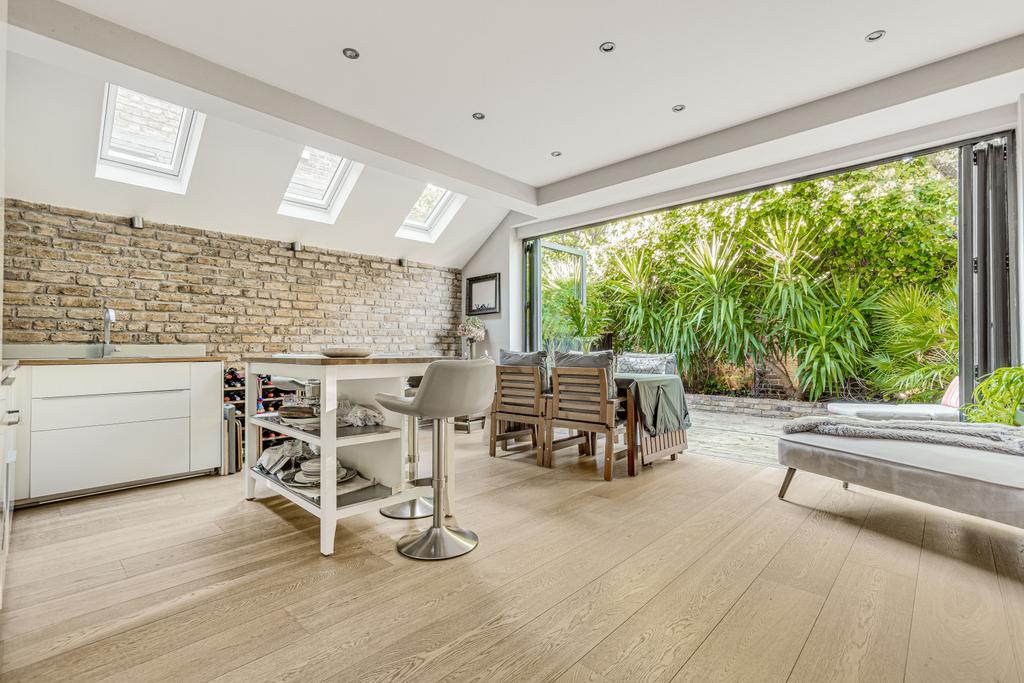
<box><xmin>685</xmin><ymin>409</ymin><xmax>787</xmax><ymax>467</ymax></box>
<box><xmin>481</xmin><ymin>408</ymin><xmax>789</xmax><ymax>469</ymax></box>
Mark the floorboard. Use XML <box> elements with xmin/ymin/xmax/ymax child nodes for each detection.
<box><xmin>0</xmin><ymin>430</ymin><xmax>1020</xmax><ymax>683</ymax></box>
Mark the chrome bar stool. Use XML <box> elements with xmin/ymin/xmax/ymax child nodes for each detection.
<box><xmin>375</xmin><ymin>358</ymin><xmax>495</xmax><ymax>560</ymax></box>
<box><xmin>380</xmin><ymin>378</ymin><xmax>433</xmax><ymax>520</ymax></box>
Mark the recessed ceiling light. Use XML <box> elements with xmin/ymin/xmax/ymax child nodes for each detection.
<box><xmin>342</xmin><ymin>47</ymin><xmax>360</xmax><ymax>59</ymax></box>
<box><xmin>598</xmin><ymin>41</ymin><xmax>616</xmax><ymax>53</ymax></box>
<box><xmin>550</xmin><ymin>151</ymin><xmax>562</xmax><ymax>157</ymax></box>
<box><xmin>472</xmin><ymin>112</ymin><xmax>485</xmax><ymax>120</ymax></box>
<box><xmin>864</xmin><ymin>30</ymin><xmax>886</xmax><ymax>42</ymax></box>
<box><xmin>672</xmin><ymin>104</ymin><xmax>687</xmax><ymax>112</ymax></box>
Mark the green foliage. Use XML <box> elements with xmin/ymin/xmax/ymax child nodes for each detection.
<box><xmin>539</xmin><ymin>149</ymin><xmax>960</xmax><ymax>400</ymax></box>
<box><xmin>964</xmin><ymin>367</ymin><xmax>1024</xmax><ymax>425</ymax></box>
<box><xmin>540</xmin><ymin>256</ymin><xmax>582</xmax><ymax>352</ymax></box>
<box><xmin>563</xmin><ymin>295</ymin><xmax>610</xmax><ymax>352</ymax></box>
<box><xmin>867</xmin><ymin>283</ymin><xmax>958</xmax><ymax>401</ymax></box>
<box><xmin>647</xmin><ymin>152</ymin><xmax>957</xmax><ymax>291</ymax></box>
<box><xmin>790</xmin><ymin>276</ymin><xmax>878</xmax><ymax>401</ymax></box>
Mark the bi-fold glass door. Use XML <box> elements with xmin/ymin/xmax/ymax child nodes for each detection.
<box><xmin>958</xmin><ymin>132</ymin><xmax>1020</xmax><ymax>404</ymax></box>
<box><xmin>524</xmin><ymin>240</ymin><xmax>587</xmax><ymax>354</ymax></box>
<box><xmin>523</xmin><ymin>132</ymin><xmax>1020</xmax><ymax>412</ymax></box>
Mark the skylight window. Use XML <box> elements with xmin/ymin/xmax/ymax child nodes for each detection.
<box><xmin>277</xmin><ymin>146</ymin><xmax>364</xmax><ymax>224</ymax></box>
<box><xmin>396</xmin><ymin>184</ymin><xmax>466</xmax><ymax>243</ymax></box>
<box><xmin>95</xmin><ymin>84</ymin><xmax>205</xmax><ymax>194</ymax></box>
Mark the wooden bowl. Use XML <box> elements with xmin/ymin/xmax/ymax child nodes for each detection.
<box><xmin>321</xmin><ymin>347</ymin><xmax>372</xmax><ymax>358</ymax></box>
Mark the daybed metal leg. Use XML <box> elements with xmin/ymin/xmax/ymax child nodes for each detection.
<box><xmin>778</xmin><ymin>468</ymin><xmax>796</xmax><ymax>499</ymax></box>
<box><xmin>842</xmin><ymin>481</ymin><xmax>849</xmax><ymax>490</ymax></box>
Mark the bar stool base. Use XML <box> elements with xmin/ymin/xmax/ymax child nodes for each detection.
<box><xmin>397</xmin><ymin>526</ymin><xmax>478</xmax><ymax>560</ymax></box>
<box><xmin>379</xmin><ymin>497</ymin><xmax>433</xmax><ymax>520</ymax></box>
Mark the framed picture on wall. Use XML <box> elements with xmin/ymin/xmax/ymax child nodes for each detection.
<box><xmin>466</xmin><ymin>273</ymin><xmax>500</xmax><ymax>316</ymax></box>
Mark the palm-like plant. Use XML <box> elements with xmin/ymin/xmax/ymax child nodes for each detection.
<box><xmin>563</xmin><ymin>295</ymin><xmax>610</xmax><ymax>352</ymax></box>
<box><xmin>790</xmin><ymin>276</ymin><xmax>878</xmax><ymax>400</ymax></box>
<box><xmin>749</xmin><ymin>217</ymin><xmax>822</xmax><ymax>397</ymax></box>
<box><xmin>867</xmin><ymin>283</ymin><xmax>958</xmax><ymax>401</ymax></box>
<box><xmin>604</xmin><ymin>251</ymin><xmax>660</xmax><ymax>348</ymax></box>
<box><xmin>675</xmin><ymin>234</ymin><xmax>760</xmax><ymax>366</ymax></box>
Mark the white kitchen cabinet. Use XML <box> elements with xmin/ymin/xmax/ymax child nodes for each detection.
<box><xmin>31</xmin><ymin>390</ymin><xmax>189</xmax><ymax>431</ymax></box>
<box><xmin>14</xmin><ymin>359</ymin><xmax>223</xmax><ymax>504</ymax></box>
<box><xmin>31</xmin><ymin>418</ymin><xmax>190</xmax><ymax>498</ymax></box>
<box><xmin>189</xmin><ymin>362</ymin><xmax>222</xmax><ymax>472</ymax></box>
<box><xmin>0</xmin><ymin>364</ymin><xmax>20</xmax><ymax>609</ymax></box>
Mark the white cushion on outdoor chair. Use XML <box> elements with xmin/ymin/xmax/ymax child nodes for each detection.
<box><xmin>827</xmin><ymin>402</ymin><xmax>959</xmax><ymax>421</ymax></box>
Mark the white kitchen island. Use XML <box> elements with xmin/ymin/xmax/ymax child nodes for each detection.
<box><xmin>243</xmin><ymin>355</ymin><xmax>451</xmax><ymax>556</ymax></box>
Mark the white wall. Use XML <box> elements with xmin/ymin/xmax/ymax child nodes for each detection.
<box><xmin>461</xmin><ymin>212</ymin><xmax>526</xmax><ymax>358</ymax></box>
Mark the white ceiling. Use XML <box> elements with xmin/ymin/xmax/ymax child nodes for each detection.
<box><xmin>4</xmin><ymin>54</ymin><xmax>509</xmax><ymax>268</ymax></box>
<box><xmin>55</xmin><ymin>0</ymin><xmax>1024</xmax><ymax>186</ymax></box>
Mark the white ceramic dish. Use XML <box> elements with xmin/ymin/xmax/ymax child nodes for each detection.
<box><xmin>280</xmin><ymin>415</ymin><xmax>321</xmax><ymax>427</ymax></box>
<box><xmin>285</xmin><ymin>468</ymin><xmax>356</xmax><ymax>487</ymax></box>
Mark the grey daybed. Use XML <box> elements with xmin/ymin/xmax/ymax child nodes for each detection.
<box><xmin>778</xmin><ymin>431</ymin><xmax>1024</xmax><ymax>528</ymax></box>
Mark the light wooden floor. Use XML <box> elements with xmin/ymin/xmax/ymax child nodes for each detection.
<box><xmin>2</xmin><ymin>431</ymin><xmax>1023</xmax><ymax>682</ymax></box>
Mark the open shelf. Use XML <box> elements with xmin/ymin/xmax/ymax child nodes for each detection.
<box><xmin>249</xmin><ymin>467</ymin><xmax>393</xmax><ymax>516</ymax></box>
<box><xmin>249</xmin><ymin>413</ymin><xmax>400</xmax><ymax>448</ymax></box>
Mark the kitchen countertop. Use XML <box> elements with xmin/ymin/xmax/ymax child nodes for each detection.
<box><xmin>243</xmin><ymin>355</ymin><xmax>453</xmax><ymax>366</ymax></box>
<box><xmin>17</xmin><ymin>356</ymin><xmax>226</xmax><ymax>366</ymax></box>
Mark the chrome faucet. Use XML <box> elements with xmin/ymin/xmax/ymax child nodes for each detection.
<box><xmin>102</xmin><ymin>308</ymin><xmax>117</xmax><ymax>357</ymax></box>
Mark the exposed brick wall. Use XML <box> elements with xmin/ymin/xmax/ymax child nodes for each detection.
<box><xmin>3</xmin><ymin>199</ymin><xmax>463</xmax><ymax>361</ymax></box>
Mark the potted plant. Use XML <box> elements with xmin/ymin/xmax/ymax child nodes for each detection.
<box><xmin>964</xmin><ymin>366</ymin><xmax>1024</xmax><ymax>425</ymax></box>
<box><xmin>457</xmin><ymin>317</ymin><xmax>487</xmax><ymax>359</ymax></box>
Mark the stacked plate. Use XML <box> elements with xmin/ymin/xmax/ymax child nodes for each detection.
<box><xmin>285</xmin><ymin>458</ymin><xmax>357</xmax><ymax>487</ymax></box>
<box><xmin>279</xmin><ymin>405</ymin><xmax>320</xmax><ymax>428</ymax></box>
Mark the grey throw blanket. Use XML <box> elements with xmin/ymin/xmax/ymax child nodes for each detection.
<box><xmin>618</xmin><ymin>374</ymin><xmax>691</xmax><ymax>436</ymax></box>
<box><xmin>784</xmin><ymin>415</ymin><xmax>1024</xmax><ymax>456</ymax></box>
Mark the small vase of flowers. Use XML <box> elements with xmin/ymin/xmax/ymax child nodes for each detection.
<box><xmin>457</xmin><ymin>317</ymin><xmax>487</xmax><ymax>359</ymax></box>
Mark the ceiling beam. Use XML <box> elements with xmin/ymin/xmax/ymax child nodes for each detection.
<box><xmin>519</xmin><ymin>103</ymin><xmax>1017</xmax><ymax>238</ymax></box>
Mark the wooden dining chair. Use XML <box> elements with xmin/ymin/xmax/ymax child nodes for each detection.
<box><xmin>489</xmin><ymin>365</ymin><xmax>547</xmax><ymax>465</ymax></box>
<box><xmin>625</xmin><ymin>388</ymin><xmax>686</xmax><ymax>469</ymax></box>
<box><xmin>545</xmin><ymin>367</ymin><xmax>630</xmax><ymax>480</ymax></box>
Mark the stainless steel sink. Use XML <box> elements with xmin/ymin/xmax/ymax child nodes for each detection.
<box><xmin>8</xmin><ymin>342</ymin><xmax>210</xmax><ymax>363</ymax></box>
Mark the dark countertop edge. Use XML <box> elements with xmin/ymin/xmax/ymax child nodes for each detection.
<box><xmin>243</xmin><ymin>356</ymin><xmax>455</xmax><ymax>366</ymax></box>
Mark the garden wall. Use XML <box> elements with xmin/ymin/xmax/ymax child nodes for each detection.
<box><xmin>688</xmin><ymin>393</ymin><xmax>827</xmax><ymax>419</ymax></box>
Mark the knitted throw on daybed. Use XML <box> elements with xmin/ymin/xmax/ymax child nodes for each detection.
<box><xmin>783</xmin><ymin>415</ymin><xmax>1024</xmax><ymax>456</ymax></box>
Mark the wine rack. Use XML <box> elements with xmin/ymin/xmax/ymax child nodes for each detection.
<box><xmin>224</xmin><ymin>367</ymin><xmax>297</xmax><ymax>469</ymax></box>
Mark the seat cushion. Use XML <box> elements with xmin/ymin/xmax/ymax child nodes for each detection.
<box><xmin>779</xmin><ymin>431</ymin><xmax>1024</xmax><ymax>527</ymax></box>
<box><xmin>374</xmin><ymin>393</ymin><xmax>417</xmax><ymax>417</ymax></box>
<box><xmin>553</xmin><ymin>349</ymin><xmax>616</xmax><ymax>399</ymax></box>
<box><xmin>827</xmin><ymin>402</ymin><xmax>959</xmax><ymax>421</ymax></box>
<box><xmin>616</xmin><ymin>352</ymin><xmax>677</xmax><ymax>376</ymax></box>
<box><xmin>940</xmin><ymin>376</ymin><xmax>961</xmax><ymax>408</ymax></box>
<box><xmin>499</xmin><ymin>349</ymin><xmax>549</xmax><ymax>392</ymax></box>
